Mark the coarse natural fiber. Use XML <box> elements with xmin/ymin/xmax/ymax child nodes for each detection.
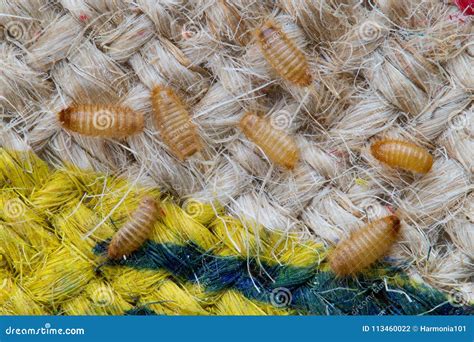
<box><xmin>0</xmin><ymin>0</ymin><xmax>473</xmax><ymax>314</ymax></box>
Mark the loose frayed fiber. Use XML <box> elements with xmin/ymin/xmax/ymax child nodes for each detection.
<box><xmin>0</xmin><ymin>148</ymin><xmax>472</xmax><ymax>315</ymax></box>
<box><xmin>0</xmin><ymin>0</ymin><xmax>473</xmax><ymax>314</ymax></box>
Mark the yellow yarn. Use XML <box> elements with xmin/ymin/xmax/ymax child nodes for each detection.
<box><xmin>0</xmin><ymin>148</ymin><xmax>325</xmax><ymax>315</ymax></box>
<box><xmin>107</xmin><ymin>268</ymin><xmax>168</xmax><ymax>303</ymax></box>
<box><xmin>0</xmin><ymin>150</ymin><xmax>49</xmax><ymax>196</ymax></box>
<box><xmin>1</xmin><ymin>148</ymin><xmax>457</xmax><ymax>316</ymax></box>
<box><xmin>160</xmin><ymin>201</ymin><xmax>221</xmax><ymax>251</ymax></box>
<box><xmin>62</xmin><ymin>279</ymin><xmax>133</xmax><ymax>315</ymax></box>
<box><xmin>212</xmin><ymin>291</ymin><xmax>292</xmax><ymax>315</ymax></box>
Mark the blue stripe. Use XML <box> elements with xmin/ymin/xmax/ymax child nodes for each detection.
<box><xmin>94</xmin><ymin>241</ymin><xmax>473</xmax><ymax>315</ymax></box>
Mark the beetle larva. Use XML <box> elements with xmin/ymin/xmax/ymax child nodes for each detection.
<box><xmin>255</xmin><ymin>19</ymin><xmax>312</xmax><ymax>87</ymax></box>
<box><xmin>151</xmin><ymin>85</ymin><xmax>202</xmax><ymax>161</ymax></box>
<box><xmin>329</xmin><ymin>215</ymin><xmax>401</xmax><ymax>277</ymax></box>
<box><xmin>370</xmin><ymin>139</ymin><xmax>433</xmax><ymax>174</ymax></box>
<box><xmin>58</xmin><ymin>104</ymin><xmax>144</xmax><ymax>137</ymax></box>
<box><xmin>108</xmin><ymin>196</ymin><xmax>159</xmax><ymax>260</ymax></box>
<box><xmin>239</xmin><ymin>112</ymin><xmax>300</xmax><ymax>170</ymax></box>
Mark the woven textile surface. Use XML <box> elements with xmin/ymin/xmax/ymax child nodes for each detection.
<box><xmin>0</xmin><ymin>0</ymin><xmax>473</xmax><ymax>314</ymax></box>
<box><xmin>0</xmin><ymin>149</ymin><xmax>472</xmax><ymax>315</ymax></box>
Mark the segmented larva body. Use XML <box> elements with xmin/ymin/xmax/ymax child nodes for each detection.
<box><xmin>371</xmin><ymin>139</ymin><xmax>433</xmax><ymax>174</ymax></box>
<box><xmin>58</xmin><ymin>104</ymin><xmax>144</xmax><ymax>137</ymax></box>
<box><xmin>255</xmin><ymin>19</ymin><xmax>312</xmax><ymax>87</ymax></box>
<box><xmin>108</xmin><ymin>196</ymin><xmax>159</xmax><ymax>260</ymax></box>
<box><xmin>329</xmin><ymin>215</ymin><xmax>401</xmax><ymax>277</ymax></box>
<box><xmin>239</xmin><ymin>112</ymin><xmax>300</xmax><ymax>170</ymax></box>
<box><xmin>151</xmin><ymin>86</ymin><xmax>202</xmax><ymax>161</ymax></box>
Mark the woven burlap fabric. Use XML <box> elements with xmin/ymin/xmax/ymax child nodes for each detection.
<box><xmin>0</xmin><ymin>0</ymin><xmax>473</xmax><ymax>303</ymax></box>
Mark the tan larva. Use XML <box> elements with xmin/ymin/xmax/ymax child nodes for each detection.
<box><xmin>239</xmin><ymin>112</ymin><xmax>300</xmax><ymax>170</ymax></box>
<box><xmin>255</xmin><ymin>19</ymin><xmax>312</xmax><ymax>87</ymax></box>
<box><xmin>329</xmin><ymin>215</ymin><xmax>401</xmax><ymax>277</ymax></box>
<box><xmin>151</xmin><ymin>85</ymin><xmax>203</xmax><ymax>161</ymax></box>
<box><xmin>58</xmin><ymin>104</ymin><xmax>144</xmax><ymax>137</ymax></box>
<box><xmin>371</xmin><ymin>139</ymin><xmax>433</xmax><ymax>174</ymax></box>
<box><xmin>108</xmin><ymin>196</ymin><xmax>160</xmax><ymax>260</ymax></box>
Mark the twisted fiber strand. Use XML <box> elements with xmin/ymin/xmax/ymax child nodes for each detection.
<box><xmin>0</xmin><ymin>0</ymin><xmax>473</xmax><ymax>302</ymax></box>
<box><xmin>0</xmin><ymin>148</ymin><xmax>471</xmax><ymax>315</ymax></box>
